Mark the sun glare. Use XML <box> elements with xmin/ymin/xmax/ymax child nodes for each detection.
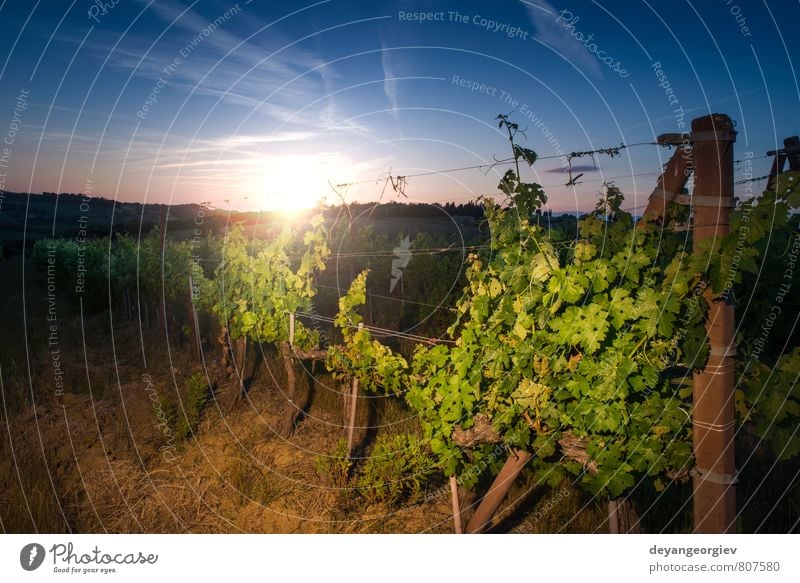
<box><xmin>253</xmin><ymin>155</ymin><xmax>353</xmax><ymax>213</ymax></box>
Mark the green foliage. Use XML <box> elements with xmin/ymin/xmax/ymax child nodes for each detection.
<box><xmin>137</xmin><ymin>228</ymin><xmax>195</xmax><ymax>306</ymax></box>
<box><xmin>737</xmin><ymin>347</ymin><xmax>800</xmax><ymax>460</ymax></box>
<box><xmin>326</xmin><ymin>271</ymin><xmax>410</xmax><ymax>395</ymax></box>
<box><xmin>404</xmin><ymin>124</ymin><xmax>703</xmax><ymax>495</ymax></box>
<box><xmin>176</xmin><ymin>372</ymin><xmax>210</xmax><ymax>439</ymax></box>
<box><xmin>32</xmin><ymin>236</ymin><xmax>119</xmax><ymax>312</ymax></box>
<box><xmin>205</xmin><ymin>219</ymin><xmax>329</xmax><ymax>349</ymax></box>
<box><xmin>314</xmin><ymin>438</ymin><xmax>352</xmax><ymax>487</ymax></box>
<box><xmin>357</xmin><ymin>434</ymin><xmax>435</xmax><ymax>506</ymax></box>
<box><xmin>31</xmin><ymin>229</ymin><xmax>202</xmax><ymax>319</ymax></box>
<box><xmin>400</xmin><ymin>118</ymin><xmax>800</xmax><ymax>498</ymax></box>
<box><xmin>395</xmin><ymin>231</ymin><xmax>469</xmax><ymax>332</ymax></box>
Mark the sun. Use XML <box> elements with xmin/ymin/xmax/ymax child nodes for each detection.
<box><xmin>252</xmin><ymin>155</ymin><xmax>351</xmax><ymax>213</ymax></box>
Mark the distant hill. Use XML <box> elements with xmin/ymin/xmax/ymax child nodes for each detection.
<box><xmin>0</xmin><ymin>191</ymin><xmax>219</xmax><ymax>255</ymax></box>
<box><xmin>0</xmin><ymin>191</ymin><xmax>577</xmax><ymax>257</ymax></box>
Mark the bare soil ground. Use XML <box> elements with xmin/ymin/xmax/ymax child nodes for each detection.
<box><xmin>1</xmin><ymin>322</ymin><xmax>461</xmax><ymax>533</ymax></box>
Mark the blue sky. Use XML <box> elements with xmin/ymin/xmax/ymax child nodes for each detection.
<box><xmin>0</xmin><ymin>0</ymin><xmax>798</xmax><ymax>212</ymax></box>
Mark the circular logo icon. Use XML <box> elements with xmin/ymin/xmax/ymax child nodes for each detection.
<box><xmin>19</xmin><ymin>543</ymin><xmax>46</xmax><ymax>571</ymax></box>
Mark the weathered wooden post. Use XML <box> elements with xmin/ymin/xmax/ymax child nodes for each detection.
<box><xmin>346</xmin><ymin>377</ymin><xmax>359</xmax><ymax>455</ymax></box>
<box><xmin>608</xmin><ymin>497</ymin><xmax>640</xmax><ymax>534</ymax></box>
<box><xmin>608</xmin><ymin>499</ymin><xmax>620</xmax><ymax>534</ymax></box>
<box><xmin>766</xmin><ymin>153</ymin><xmax>786</xmax><ymax>192</ymax></box>
<box><xmin>187</xmin><ymin>274</ymin><xmax>200</xmax><ymax>361</ymax></box>
<box><xmin>783</xmin><ymin>136</ymin><xmax>800</xmax><ymax>171</ymax></box>
<box><xmin>450</xmin><ymin>475</ymin><xmax>463</xmax><ymax>534</ymax></box>
<box><xmin>466</xmin><ymin>449</ymin><xmax>532</xmax><ymax>534</ymax></box>
<box><xmin>159</xmin><ymin>204</ymin><xmax>168</xmax><ymax>332</ymax></box>
<box><xmin>764</xmin><ymin>136</ymin><xmax>800</xmax><ymax>192</ymax></box>
<box><xmin>280</xmin><ymin>313</ymin><xmax>297</xmax><ymax>438</ymax></box>
<box><xmin>346</xmin><ymin>322</ymin><xmax>363</xmax><ymax>456</ymax></box>
<box><xmin>690</xmin><ymin>113</ymin><xmax>737</xmax><ymax>533</ymax></box>
<box><xmin>639</xmin><ymin>138</ymin><xmax>693</xmax><ymax>224</ymax></box>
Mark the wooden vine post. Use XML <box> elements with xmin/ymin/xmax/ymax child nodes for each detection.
<box><xmin>764</xmin><ymin>135</ymin><xmax>800</xmax><ymax>191</ymax></box>
<box><xmin>346</xmin><ymin>322</ymin><xmax>363</xmax><ymax>456</ymax></box>
<box><xmin>450</xmin><ymin>475</ymin><xmax>463</xmax><ymax>534</ymax></box>
<box><xmin>159</xmin><ymin>204</ymin><xmax>168</xmax><ymax>332</ymax></box>
<box><xmin>187</xmin><ymin>274</ymin><xmax>200</xmax><ymax>361</ymax></box>
<box><xmin>690</xmin><ymin>114</ymin><xmax>737</xmax><ymax>533</ymax></box>
<box><xmin>766</xmin><ymin>146</ymin><xmax>787</xmax><ymax>192</ymax></box>
<box><xmin>784</xmin><ymin>136</ymin><xmax>800</xmax><ymax>170</ymax></box>
<box><xmin>608</xmin><ymin>498</ymin><xmax>641</xmax><ymax>534</ymax></box>
<box><xmin>640</xmin><ymin>138</ymin><xmax>693</xmax><ymax>223</ymax></box>
<box><xmin>280</xmin><ymin>313</ymin><xmax>297</xmax><ymax>438</ymax></box>
<box><xmin>346</xmin><ymin>377</ymin><xmax>359</xmax><ymax>455</ymax></box>
<box><xmin>277</xmin><ymin>312</ymin><xmax>330</xmax><ymax>438</ymax></box>
<box><xmin>465</xmin><ymin>449</ymin><xmax>532</xmax><ymax>534</ymax></box>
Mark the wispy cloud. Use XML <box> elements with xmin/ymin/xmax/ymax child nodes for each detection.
<box><xmin>623</xmin><ymin>86</ymin><xmax>765</xmax><ymax>133</ymax></box>
<box><xmin>217</xmin><ymin>133</ymin><xmax>317</xmax><ymax>147</ymax></box>
<box><xmin>133</xmin><ymin>0</ymin><xmax>324</xmax><ymax>76</ymax></box>
<box><xmin>544</xmin><ymin>164</ymin><xmax>598</xmax><ymax>174</ymax></box>
<box><xmin>71</xmin><ymin>0</ymin><xmax>344</xmax><ymax>130</ymax></box>
<box><xmin>381</xmin><ymin>45</ymin><xmax>400</xmax><ymax>124</ymax></box>
<box><xmin>521</xmin><ymin>0</ymin><xmax>603</xmax><ymax>79</ymax></box>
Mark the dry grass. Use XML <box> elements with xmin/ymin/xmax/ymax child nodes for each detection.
<box><xmin>71</xmin><ymin>461</ymin><xmax>228</xmax><ymax>533</ymax></box>
<box><xmin>0</xmin><ymin>442</ymin><xmax>68</xmax><ymax>532</ymax></box>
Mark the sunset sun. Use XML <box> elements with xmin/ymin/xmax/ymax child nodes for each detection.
<box><xmin>252</xmin><ymin>154</ymin><xmax>355</xmax><ymax>213</ymax></box>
